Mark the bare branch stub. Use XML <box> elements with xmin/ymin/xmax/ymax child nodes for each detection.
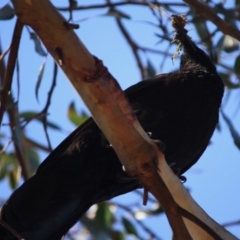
<box><xmin>83</xmin><ymin>56</ymin><xmax>114</xmax><ymax>83</ymax></box>
<box><xmin>63</xmin><ymin>21</ymin><xmax>80</xmax><ymax>30</ymax></box>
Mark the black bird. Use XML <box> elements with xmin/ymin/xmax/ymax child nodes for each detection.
<box><xmin>0</xmin><ymin>16</ymin><xmax>224</xmax><ymax>240</ymax></box>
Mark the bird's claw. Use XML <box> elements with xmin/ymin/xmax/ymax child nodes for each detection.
<box><xmin>170</xmin><ymin>164</ymin><xmax>187</xmax><ymax>183</ymax></box>
<box><xmin>179</xmin><ymin>175</ymin><xmax>187</xmax><ymax>183</ymax></box>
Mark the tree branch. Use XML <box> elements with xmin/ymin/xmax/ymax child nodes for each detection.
<box><xmin>0</xmin><ymin>20</ymin><xmax>23</xmax><ymax>127</ymax></box>
<box><xmin>183</xmin><ymin>0</ymin><xmax>240</xmax><ymax>41</ymax></box>
<box><xmin>57</xmin><ymin>1</ymin><xmax>185</xmax><ymax>11</ymax></box>
<box><xmin>0</xmin><ymin>26</ymin><xmax>32</xmax><ymax>180</ymax></box>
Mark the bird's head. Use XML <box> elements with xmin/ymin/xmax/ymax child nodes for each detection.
<box><xmin>171</xmin><ymin>15</ymin><xmax>216</xmax><ymax>73</ymax></box>
<box><xmin>180</xmin><ymin>38</ymin><xmax>216</xmax><ymax>73</ymax></box>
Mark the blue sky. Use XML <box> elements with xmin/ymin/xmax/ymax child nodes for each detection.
<box><xmin>0</xmin><ymin>0</ymin><xmax>240</xmax><ymax>239</ymax></box>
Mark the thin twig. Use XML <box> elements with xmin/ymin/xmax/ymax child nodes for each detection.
<box><xmin>57</xmin><ymin>1</ymin><xmax>185</xmax><ymax>11</ymax></box>
<box><xmin>0</xmin><ymin>27</ymin><xmax>32</xmax><ymax>180</ymax></box>
<box><xmin>0</xmin><ymin>42</ymin><xmax>6</xmax><ymax>84</ymax></box>
<box><xmin>222</xmin><ymin>220</ymin><xmax>240</xmax><ymax>228</ymax></box>
<box><xmin>0</xmin><ymin>139</ymin><xmax>12</xmax><ymax>154</ymax></box>
<box><xmin>23</xmin><ymin>136</ymin><xmax>52</xmax><ymax>153</ymax></box>
<box><xmin>0</xmin><ymin>45</ymin><xmax>11</xmax><ymax>64</ymax></box>
<box><xmin>20</xmin><ymin>112</ymin><xmax>47</xmax><ymax>129</ymax></box>
<box><xmin>16</xmin><ymin>60</ymin><xmax>20</xmax><ymax>103</ymax></box>
<box><xmin>115</xmin><ymin>18</ymin><xmax>146</xmax><ymax>79</ymax></box>
<box><xmin>140</xmin><ymin>46</ymin><xmax>172</xmax><ymax>56</ymax></box>
<box><xmin>0</xmin><ymin>20</ymin><xmax>23</xmax><ymax>127</ymax></box>
<box><xmin>40</xmin><ymin>62</ymin><xmax>58</xmax><ymax>151</ymax></box>
<box><xmin>7</xmin><ymin>101</ymin><xmax>32</xmax><ymax>180</ymax></box>
<box><xmin>184</xmin><ymin>0</ymin><xmax>240</xmax><ymax>41</ymax></box>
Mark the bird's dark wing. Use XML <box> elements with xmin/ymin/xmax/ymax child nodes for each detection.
<box><xmin>36</xmin><ymin>117</ymin><xmax>96</xmax><ymax>173</ymax></box>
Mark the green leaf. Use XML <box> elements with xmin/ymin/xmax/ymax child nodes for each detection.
<box><xmin>68</xmin><ymin>102</ymin><xmax>89</xmax><ymax>126</ymax></box>
<box><xmin>35</xmin><ymin>60</ymin><xmax>47</xmax><ymax>102</ymax></box>
<box><xmin>0</xmin><ymin>165</ymin><xmax>7</xmax><ymax>180</ymax></box>
<box><xmin>0</xmin><ymin>154</ymin><xmax>12</xmax><ymax>180</ymax></box>
<box><xmin>193</xmin><ymin>19</ymin><xmax>208</xmax><ymax>44</ymax></box>
<box><xmin>8</xmin><ymin>165</ymin><xmax>20</xmax><ymax>189</ymax></box>
<box><xmin>11</xmin><ymin>105</ymin><xmax>23</xmax><ymax>153</ymax></box>
<box><xmin>218</xmin><ymin>35</ymin><xmax>239</xmax><ymax>53</ymax></box>
<box><xmin>0</xmin><ymin>133</ymin><xmax>6</xmax><ymax>139</ymax></box>
<box><xmin>80</xmin><ymin>214</ymin><xmax>110</xmax><ymax>239</ymax></box>
<box><xmin>0</xmin><ymin>154</ymin><xmax>15</xmax><ymax>180</ymax></box>
<box><xmin>146</xmin><ymin>60</ymin><xmax>156</xmax><ymax>78</ymax></box>
<box><xmin>20</xmin><ymin>111</ymin><xmax>61</xmax><ymax>130</ymax></box>
<box><xmin>234</xmin><ymin>55</ymin><xmax>240</xmax><ymax>76</ymax></box>
<box><xmin>109</xmin><ymin>230</ymin><xmax>125</xmax><ymax>240</ymax></box>
<box><xmin>0</xmin><ymin>153</ymin><xmax>20</xmax><ymax>187</ymax></box>
<box><xmin>29</xmin><ymin>31</ymin><xmax>47</xmax><ymax>56</ymax></box>
<box><xmin>20</xmin><ymin>111</ymin><xmax>39</xmax><ymax>120</ymax></box>
<box><xmin>95</xmin><ymin>203</ymin><xmax>114</xmax><ymax>230</ymax></box>
<box><xmin>221</xmin><ymin>110</ymin><xmax>240</xmax><ymax>150</ymax></box>
<box><xmin>26</xmin><ymin>149</ymin><xmax>40</xmax><ymax>173</ymax></box>
<box><xmin>122</xmin><ymin>217</ymin><xmax>138</xmax><ymax>237</ymax></box>
<box><xmin>0</xmin><ymin>4</ymin><xmax>15</xmax><ymax>20</ymax></box>
<box><xmin>106</xmin><ymin>9</ymin><xmax>131</xmax><ymax>19</ymax></box>
<box><xmin>45</xmin><ymin>120</ymin><xmax>61</xmax><ymax>130</ymax></box>
<box><xmin>211</xmin><ymin>48</ymin><xmax>221</xmax><ymax>64</ymax></box>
